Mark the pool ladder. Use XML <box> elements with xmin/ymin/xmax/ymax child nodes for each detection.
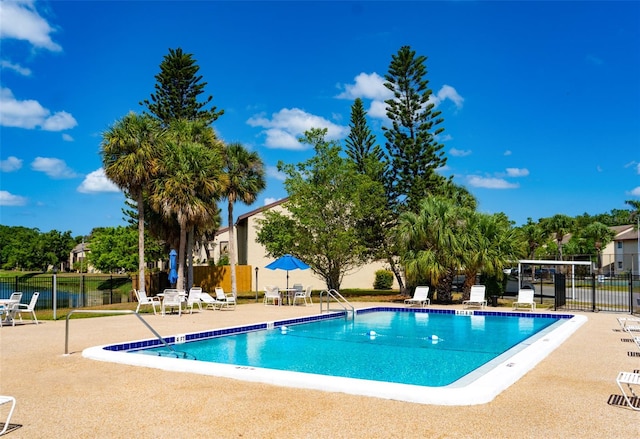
<box><xmin>319</xmin><ymin>289</ymin><xmax>355</xmax><ymax>319</ymax></box>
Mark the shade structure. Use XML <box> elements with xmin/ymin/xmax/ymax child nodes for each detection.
<box><xmin>168</xmin><ymin>249</ymin><xmax>178</xmax><ymax>286</ymax></box>
<box><xmin>265</xmin><ymin>254</ymin><xmax>309</xmax><ymax>289</ymax></box>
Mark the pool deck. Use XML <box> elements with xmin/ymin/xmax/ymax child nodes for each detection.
<box><xmin>1</xmin><ymin>303</ymin><xmax>638</xmax><ymax>438</ymax></box>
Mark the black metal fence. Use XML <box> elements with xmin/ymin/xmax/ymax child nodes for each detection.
<box><xmin>548</xmin><ymin>273</ymin><xmax>640</xmax><ymax>314</ymax></box>
<box><xmin>0</xmin><ymin>274</ymin><xmax>133</xmax><ymax>311</ymax></box>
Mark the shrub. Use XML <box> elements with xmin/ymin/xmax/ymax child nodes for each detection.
<box><xmin>373</xmin><ymin>269</ymin><xmax>394</xmax><ymax>289</ymax></box>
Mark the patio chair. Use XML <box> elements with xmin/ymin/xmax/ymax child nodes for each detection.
<box><xmin>264</xmin><ymin>285</ymin><xmax>280</xmax><ymax>306</ymax></box>
<box><xmin>292</xmin><ymin>285</ymin><xmax>313</xmax><ymax>306</ymax></box>
<box><xmin>404</xmin><ymin>286</ymin><xmax>430</xmax><ymax>308</ymax></box>
<box><xmin>134</xmin><ymin>289</ymin><xmax>160</xmax><ymax>315</ymax></box>
<box><xmin>0</xmin><ymin>395</ymin><xmax>16</xmax><ymax>436</ymax></box>
<box><xmin>186</xmin><ymin>287</ymin><xmax>203</xmax><ymax>314</ymax></box>
<box><xmin>616</xmin><ymin>371</ymin><xmax>640</xmax><ymax>411</ymax></box>
<box><xmin>162</xmin><ymin>290</ymin><xmax>183</xmax><ymax>316</ymax></box>
<box><xmin>462</xmin><ymin>285</ymin><xmax>487</xmax><ymax>309</ymax></box>
<box><xmin>512</xmin><ymin>288</ymin><xmax>536</xmax><ymax>311</ymax></box>
<box><xmin>1</xmin><ymin>293</ymin><xmax>22</xmax><ymax>326</ymax></box>
<box><xmin>215</xmin><ymin>287</ymin><xmax>236</xmax><ymax>310</ymax></box>
<box><xmin>11</xmin><ymin>291</ymin><xmax>40</xmax><ymax>325</ymax></box>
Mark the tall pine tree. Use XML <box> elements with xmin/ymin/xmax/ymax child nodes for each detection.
<box><xmin>383</xmin><ymin>45</ymin><xmax>448</xmax><ymax>213</ymax></box>
<box><xmin>345</xmin><ymin>98</ymin><xmax>386</xmax><ymax>180</ymax></box>
<box><xmin>141</xmin><ymin>47</ymin><xmax>223</xmax><ymax>125</ymax></box>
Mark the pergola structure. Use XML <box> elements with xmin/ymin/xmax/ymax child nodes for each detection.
<box><xmin>517</xmin><ymin>259</ymin><xmax>593</xmax><ymax>300</ymax></box>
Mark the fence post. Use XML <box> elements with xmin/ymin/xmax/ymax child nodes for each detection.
<box><xmin>591</xmin><ymin>273</ymin><xmax>596</xmax><ymax>312</ymax></box>
<box><xmin>52</xmin><ymin>269</ymin><xmax>57</xmax><ymax>320</ymax></box>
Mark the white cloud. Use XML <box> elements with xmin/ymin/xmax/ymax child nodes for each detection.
<box><xmin>0</xmin><ymin>60</ymin><xmax>32</xmax><ymax>76</ymax></box>
<box><xmin>62</xmin><ymin>133</ymin><xmax>74</xmax><ymax>141</ymax></box>
<box><xmin>629</xmin><ymin>186</ymin><xmax>640</xmax><ymax>197</ymax></box>
<box><xmin>367</xmin><ymin>100</ymin><xmax>388</xmax><ymax>119</ymax></box>
<box><xmin>450</xmin><ymin>148</ymin><xmax>471</xmax><ymax>157</ymax></box>
<box><xmin>264</xmin><ymin>197</ymin><xmax>278</xmax><ymax>206</ymax></box>
<box><xmin>0</xmin><ymin>88</ymin><xmax>77</xmax><ymax>131</ymax></box>
<box><xmin>31</xmin><ymin>157</ymin><xmax>78</xmax><ymax>179</ymax></box>
<box><xmin>335</xmin><ymin>72</ymin><xmax>392</xmax><ymax>101</ymax></box>
<box><xmin>0</xmin><ymin>190</ymin><xmax>27</xmax><ymax>206</ymax></box>
<box><xmin>0</xmin><ymin>156</ymin><xmax>23</xmax><ymax>172</ymax></box>
<box><xmin>266</xmin><ymin>165</ymin><xmax>286</xmax><ymax>181</ymax></box>
<box><xmin>41</xmin><ymin>111</ymin><xmax>77</xmax><ymax>131</ymax></box>
<box><xmin>433</xmin><ymin>85</ymin><xmax>464</xmax><ymax>109</ymax></box>
<box><xmin>504</xmin><ymin>150</ymin><xmax>512</xmax><ymax>156</ymax></box>
<box><xmin>77</xmin><ymin>168</ymin><xmax>120</xmax><ymax>193</ymax></box>
<box><xmin>467</xmin><ymin>175</ymin><xmax>519</xmax><ymax>189</ymax></box>
<box><xmin>0</xmin><ymin>0</ymin><xmax>62</xmax><ymax>51</ymax></box>
<box><xmin>247</xmin><ymin>108</ymin><xmax>348</xmax><ymax>150</ymax></box>
<box><xmin>506</xmin><ymin>168</ymin><xmax>529</xmax><ymax>177</ymax></box>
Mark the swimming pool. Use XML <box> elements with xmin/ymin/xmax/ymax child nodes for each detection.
<box><xmin>84</xmin><ymin>307</ymin><xmax>586</xmax><ymax>405</ymax></box>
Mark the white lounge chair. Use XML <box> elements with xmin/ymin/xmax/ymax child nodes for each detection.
<box><xmin>616</xmin><ymin>371</ymin><xmax>640</xmax><ymax>411</ymax></box>
<box><xmin>214</xmin><ymin>287</ymin><xmax>236</xmax><ymax>310</ymax></box>
<box><xmin>134</xmin><ymin>289</ymin><xmax>160</xmax><ymax>315</ymax></box>
<box><xmin>618</xmin><ymin>317</ymin><xmax>640</xmax><ymax>333</ymax></box>
<box><xmin>513</xmin><ymin>288</ymin><xmax>536</xmax><ymax>311</ymax></box>
<box><xmin>162</xmin><ymin>290</ymin><xmax>182</xmax><ymax>316</ymax></box>
<box><xmin>463</xmin><ymin>285</ymin><xmax>487</xmax><ymax>309</ymax></box>
<box><xmin>11</xmin><ymin>291</ymin><xmax>40</xmax><ymax>325</ymax></box>
<box><xmin>0</xmin><ymin>395</ymin><xmax>16</xmax><ymax>436</ymax></box>
<box><xmin>405</xmin><ymin>286</ymin><xmax>430</xmax><ymax>307</ymax></box>
<box><xmin>199</xmin><ymin>291</ymin><xmax>220</xmax><ymax>310</ymax></box>
<box><xmin>264</xmin><ymin>285</ymin><xmax>280</xmax><ymax>306</ymax></box>
<box><xmin>186</xmin><ymin>287</ymin><xmax>203</xmax><ymax>314</ymax></box>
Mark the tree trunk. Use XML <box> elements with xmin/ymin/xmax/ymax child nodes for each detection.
<box><xmin>137</xmin><ymin>191</ymin><xmax>146</xmax><ymax>292</ymax></box>
<box><xmin>228</xmin><ymin>201</ymin><xmax>237</xmax><ymax>298</ymax></box>
<box><xmin>187</xmin><ymin>227</ymin><xmax>194</xmax><ymax>290</ymax></box>
<box><xmin>177</xmin><ymin>216</ymin><xmax>187</xmax><ymax>291</ymax></box>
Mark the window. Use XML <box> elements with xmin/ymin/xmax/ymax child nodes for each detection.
<box><xmin>617</xmin><ymin>242</ymin><xmax>622</xmax><ymax>249</ymax></box>
<box><xmin>618</xmin><ymin>261</ymin><xmax>623</xmax><ymax>269</ymax></box>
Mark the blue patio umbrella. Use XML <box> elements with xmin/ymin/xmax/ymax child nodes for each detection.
<box><xmin>168</xmin><ymin>249</ymin><xmax>178</xmax><ymax>287</ymax></box>
<box><xmin>265</xmin><ymin>254</ymin><xmax>309</xmax><ymax>289</ymax></box>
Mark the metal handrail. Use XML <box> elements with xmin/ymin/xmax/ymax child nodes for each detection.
<box><xmin>319</xmin><ymin>289</ymin><xmax>355</xmax><ymax>318</ymax></box>
<box><xmin>65</xmin><ymin>309</ymin><xmax>176</xmax><ymax>356</ymax></box>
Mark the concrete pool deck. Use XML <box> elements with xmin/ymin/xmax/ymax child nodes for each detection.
<box><xmin>1</xmin><ymin>303</ymin><xmax>638</xmax><ymax>438</ymax></box>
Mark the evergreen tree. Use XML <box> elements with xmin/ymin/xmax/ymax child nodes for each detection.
<box><xmin>383</xmin><ymin>45</ymin><xmax>448</xmax><ymax>213</ymax></box>
<box><xmin>141</xmin><ymin>47</ymin><xmax>223</xmax><ymax>125</ymax></box>
<box><xmin>345</xmin><ymin>98</ymin><xmax>386</xmax><ymax>180</ymax></box>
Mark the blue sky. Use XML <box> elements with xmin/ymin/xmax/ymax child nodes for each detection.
<box><xmin>1</xmin><ymin>0</ymin><xmax>639</xmax><ymax>237</ymax></box>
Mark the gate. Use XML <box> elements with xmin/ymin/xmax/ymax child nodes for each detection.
<box><xmin>554</xmin><ymin>273</ymin><xmax>637</xmax><ymax>313</ymax></box>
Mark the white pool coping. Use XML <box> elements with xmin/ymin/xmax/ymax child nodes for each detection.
<box><xmin>83</xmin><ymin>310</ymin><xmax>587</xmax><ymax>406</ymax></box>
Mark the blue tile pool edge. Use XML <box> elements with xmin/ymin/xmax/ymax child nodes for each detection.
<box><xmin>82</xmin><ymin>308</ymin><xmax>587</xmax><ymax>406</ymax></box>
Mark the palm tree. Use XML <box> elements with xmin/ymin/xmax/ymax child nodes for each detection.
<box><xmin>519</xmin><ymin>218</ymin><xmax>548</xmax><ymax>259</ymax></box>
<box><xmin>460</xmin><ymin>212</ymin><xmax>526</xmax><ymax>300</ymax></box>
<box><xmin>222</xmin><ymin>143</ymin><xmax>266</xmax><ymax>298</ymax></box>
<box><xmin>398</xmin><ymin>197</ymin><xmax>463</xmax><ymax>303</ymax></box>
<box><xmin>101</xmin><ymin>112</ymin><xmax>162</xmax><ymax>293</ymax></box>
<box><xmin>542</xmin><ymin>214</ymin><xmax>574</xmax><ymax>260</ymax></box>
<box><xmin>150</xmin><ymin>120</ymin><xmax>226</xmax><ymax>290</ymax></box>
<box><xmin>581</xmin><ymin>221</ymin><xmax>615</xmax><ymax>273</ymax></box>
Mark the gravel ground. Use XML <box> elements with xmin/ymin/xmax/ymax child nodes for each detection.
<box><xmin>0</xmin><ymin>303</ymin><xmax>638</xmax><ymax>438</ymax></box>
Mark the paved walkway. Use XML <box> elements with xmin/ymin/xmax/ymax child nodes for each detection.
<box><xmin>0</xmin><ymin>303</ymin><xmax>638</xmax><ymax>438</ymax></box>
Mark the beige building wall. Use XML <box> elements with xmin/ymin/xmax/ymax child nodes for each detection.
<box><xmin>201</xmin><ymin>199</ymin><xmax>400</xmax><ymax>293</ymax></box>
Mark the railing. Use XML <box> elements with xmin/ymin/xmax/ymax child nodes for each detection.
<box><xmin>64</xmin><ymin>309</ymin><xmax>177</xmax><ymax>356</ymax></box>
<box><xmin>319</xmin><ymin>289</ymin><xmax>355</xmax><ymax>319</ymax></box>
<box><xmin>0</xmin><ymin>274</ymin><xmax>133</xmax><ymax>311</ymax></box>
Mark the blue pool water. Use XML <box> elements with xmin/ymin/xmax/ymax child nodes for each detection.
<box><xmin>134</xmin><ymin>310</ymin><xmax>560</xmax><ymax>387</ymax></box>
